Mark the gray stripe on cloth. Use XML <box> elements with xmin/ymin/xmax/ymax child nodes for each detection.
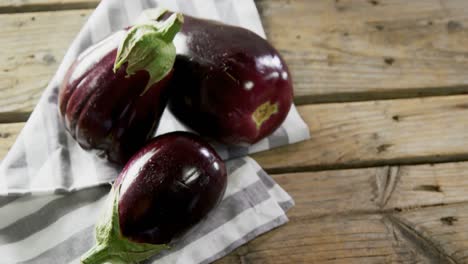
<box><xmin>47</xmin><ymin>85</ymin><xmax>59</xmax><ymax>104</ymax></box>
<box><xmin>6</xmin><ymin>140</ymin><xmax>29</xmax><ymax>191</ymax></box>
<box><xmin>176</xmin><ymin>0</ymin><xmax>198</xmax><ymax>16</ymax></box>
<box><xmin>227</xmin><ymin>146</ymin><xmax>249</xmax><ymax>159</ymax></box>
<box><xmin>279</xmin><ymin>200</ymin><xmax>294</xmax><ymax>213</ymax></box>
<box><xmin>225</xmin><ymin>158</ymin><xmax>247</xmax><ymax>175</ymax></box>
<box><xmin>214</xmin><ymin>0</ymin><xmax>240</xmax><ymax>25</ymax></box>
<box><xmin>256</xmin><ymin>169</ymin><xmax>275</xmax><ymax>189</ymax></box>
<box><xmin>0</xmin><ymin>186</ymin><xmax>109</xmax><ymax>244</ymax></box>
<box><xmin>77</xmin><ymin>29</ymin><xmax>93</xmax><ymax>55</ymax></box>
<box><xmin>268</xmin><ymin>126</ymin><xmax>289</xmax><ymax>149</ymax></box>
<box><xmin>55</xmin><ymin>122</ymin><xmax>73</xmax><ymax>192</ymax></box>
<box><xmin>140</xmin><ymin>0</ymin><xmax>155</xmax><ymax>9</ymax></box>
<box><xmin>109</xmin><ymin>0</ymin><xmax>129</xmax><ymax>32</ymax></box>
<box><xmin>199</xmin><ymin>214</ymin><xmax>289</xmax><ymax>264</ymax></box>
<box><xmin>0</xmin><ymin>193</ymin><xmax>29</xmax><ymax>208</ymax></box>
<box><xmin>17</xmin><ymin>225</ymin><xmax>94</xmax><ymax>264</ymax></box>
<box><xmin>144</xmin><ymin>180</ymin><xmax>271</xmax><ymax>263</ymax></box>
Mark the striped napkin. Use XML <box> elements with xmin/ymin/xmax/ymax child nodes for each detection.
<box><xmin>0</xmin><ymin>0</ymin><xmax>310</xmax><ymax>263</ymax></box>
<box><xmin>0</xmin><ymin>157</ymin><xmax>294</xmax><ymax>263</ymax></box>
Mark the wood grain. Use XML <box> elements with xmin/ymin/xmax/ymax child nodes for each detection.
<box><xmin>257</xmin><ymin>0</ymin><xmax>468</xmax><ymax>104</ymax></box>
<box><xmin>0</xmin><ymin>0</ymin><xmax>97</xmax><ymax>13</ymax></box>
<box><xmin>213</xmin><ymin>162</ymin><xmax>468</xmax><ymax>263</ymax></box>
<box><xmin>4</xmin><ymin>0</ymin><xmax>468</xmax><ymax>119</ymax></box>
<box><xmin>216</xmin><ymin>213</ymin><xmax>432</xmax><ymax>264</ymax></box>
<box><xmin>0</xmin><ymin>122</ymin><xmax>23</xmax><ymax>159</ymax></box>
<box><xmin>391</xmin><ymin>203</ymin><xmax>468</xmax><ymax>263</ymax></box>
<box><xmin>253</xmin><ymin>95</ymin><xmax>468</xmax><ymax>172</ymax></box>
<box><xmin>0</xmin><ymin>9</ymin><xmax>91</xmax><ymax>115</ymax></box>
<box><xmin>3</xmin><ymin>95</ymin><xmax>468</xmax><ymax>171</ymax></box>
<box><xmin>275</xmin><ymin>162</ymin><xmax>468</xmax><ymax>220</ymax></box>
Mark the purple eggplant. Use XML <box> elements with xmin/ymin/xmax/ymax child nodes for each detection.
<box><xmin>166</xmin><ymin>13</ymin><xmax>293</xmax><ymax>145</ymax></box>
<box><xmin>81</xmin><ymin>131</ymin><xmax>227</xmax><ymax>264</ymax></box>
<box><xmin>59</xmin><ymin>12</ymin><xmax>183</xmax><ymax>164</ymax></box>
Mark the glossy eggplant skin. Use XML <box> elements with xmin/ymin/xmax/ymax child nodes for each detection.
<box><xmin>167</xmin><ymin>15</ymin><xmax>293</xmax><ymax>145</ymax></box>
<box><xmin>114</xmin><ymin>131</ymin><xmax>227</xmax><ymax>244</ymax></box>
<box><xmin>58</xmin><ymin>33</ymin><xmax>172</xmax><ymax>165</ymax></box>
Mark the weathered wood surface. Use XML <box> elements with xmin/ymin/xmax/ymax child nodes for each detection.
<box><xmin>3</xmin><ymin>95</ymin><xmax>468</xmax><ymax>172</ymax></box>
<box><xmin>255</xmin><ymin>94</ymin><xmax>468</xmax><ymax>172</ymax></box>
<box><xmin>0</xmin><ymin>9</ymin><xmax>91</xmax><ymax>115</ymax></box>
<box><xmin>3</xmin><ymin>0</ymin><xmax>468</xmax><ymax>263</ymax></box>
<box><xmin>0</xmin><ymin>0</ymin><xmax>97</xmax><ymax>13</ymax></box>
<box><xmin>214</xmin><ymin>162</ymin><xmax>468</xmax><ymax>263</ymax></box>
<box><xmin>4</xmin><ymin>0</ymin><xmax>468</xmax><ymax>119</ymax></box>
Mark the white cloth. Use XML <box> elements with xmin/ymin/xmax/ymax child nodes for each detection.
<box><xmin>0</xmin><ymin>0</ymin><xmax>310</xmax><ymax>263</ymax></box>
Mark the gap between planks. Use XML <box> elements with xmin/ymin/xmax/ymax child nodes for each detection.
<box><xmin>0</xmin><ymin>1</ymin><xmax>98</xmax><ymax>14</ymax></box>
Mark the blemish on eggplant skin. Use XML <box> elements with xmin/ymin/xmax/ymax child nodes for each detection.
<box><xmin>440</xmin><ymin>216</ymin><xmax>458</xmax><ymax>226</ymax></box>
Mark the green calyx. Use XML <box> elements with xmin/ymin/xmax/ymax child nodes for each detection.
<box><xmin>114</xmin><ymin>9</ymin><xmax>184</xmax><ymax>95</ymax></box>
<box><xmin>80</xmin><ymin>186</ymin><xmax>168</xmax><ymax>264</ymax></box>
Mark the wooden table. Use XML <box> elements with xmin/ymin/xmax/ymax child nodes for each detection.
<box><xmin>2</xmin><ymin>0</ymin><xmax>468</xmax><ymax>263</ymax></box>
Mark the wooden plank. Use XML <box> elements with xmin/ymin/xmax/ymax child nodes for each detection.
<box><xmin>0</xmin><ymin>9</ymin><xmax>91</xmax><ymax>114</ymax></box>
<box><xmin>215</xmin><ymin>213</ymin><xmax>432</xmax><ymax>264</ymax></box>
<box><xmin>3</xmin><ymin>95</ymin><xmax>468</xmax><ymax>170</ymax></box>
<box><xmin>4</xmin><ymin>0</ymin><xmax>468</xmax><ymax>119</ymax></box>
<box><xmin>385</xmin><ymin>203</ymin><xmax>468</xmax><ymax>263</ymax></box>
<box><xmin>274</xmin><ymin>162</ymin><xmax>468</xmax><ymax>220</ymax></box>
<box><xmin>215</xmin><ymin>205</ymin><xmax>468</xmax><ymax>264</ymax></box>
<box><xmin>0</xmin><ymin>0</ymin><xmax>97</xmax><ymax>13</ymax></box>
<box><xmin>253</xmin><ymin>95</ymin><xmax>468</xmax><ymax>172</ymax></box>
<box><xmin>258</xmin><ymin>0</ymin><xmax>468</xmax><ymax>104</ymax></box>
<box><xmin>214</xmin><ymin>163</ymin><xmax>468</xmax><ymax>263</ymax></box>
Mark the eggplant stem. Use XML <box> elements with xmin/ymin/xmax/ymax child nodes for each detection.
<box><xmin>81</xmin><ymin>244</ymin><xmax>112</xmax><ymax>264</ymax></box>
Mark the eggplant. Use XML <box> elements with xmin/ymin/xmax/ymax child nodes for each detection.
<box><xmin>59</xmin><ymin>11</ymin><xmax>183</xmax><ymax>164</ymax></box>
<box><xmin>81</xmin><ymin>131</ymin><xmax>227</xmax><ymax>264</ymax></box>
<box><xmin>166</xmin><ymin>13</ymin><xmax>293</xmax><ymax>145</ymax></box>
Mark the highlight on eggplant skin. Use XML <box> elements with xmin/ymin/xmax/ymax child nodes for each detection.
<box><xmin>58</xmin><ymin>12</ymin><xmax>183</xmax><ymax>165</ymax></box>
<box><xmin>167</xmin><ymin>14</ymin><xmax>294</xmax><ymax>146</ymax></box>
<box><xmin>80</xmin><ymin>131</ymin><xmax>227</xmax><ymax>264</ymax></box>
<box><xmin>116</xmin><ymin>131</ymin><xmax>227</xmax><ymax>244</ymax></box>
